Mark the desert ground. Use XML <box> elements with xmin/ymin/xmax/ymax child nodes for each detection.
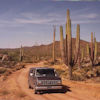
<box><xmin>0</xmin><ymin>62</ymin><xmax>100</xmax><ymax>100</ymax></box>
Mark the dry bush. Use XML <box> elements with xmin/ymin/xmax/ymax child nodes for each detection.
<box><xmin>15</xmin><ymin>64</ymin><xmax>25</xmax><ymax>70</ymax></box>
<box><xmin>72</xmin><ymin>72</ymin><xmax>85</xmax><ymax>81</ymax></box>
<box><xmin>0</xmin><ymin>67</ymin><xmax>7</xmax><ymax>74</ymax></box>
<box><xmin>0</xmin><ymin>88</ymin><xmax>10</xmax><ymax>96</ymax></box>
<box><xmin>56</xmin><ymin>68</ymin><xmax>69</xmax><ymax>78</ymax></box>
<box><xmin>4</xmin><ymin>69</ymin><xmax>12</xmax><ymax>76</ymax></box>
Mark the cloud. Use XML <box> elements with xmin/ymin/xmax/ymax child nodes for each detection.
<box><xmin>0</xmin><ymin>11</ymin><xmax>99</xmax><ymax>28</ymax></box>
<box><xmin>15</xmin><ymin>18</ymin><xmax>54</xmax><ymax>24</ymax></box>
<box><xmin>72</xmin><ymin>20</ymin><xmax>100</xmax><ymax>24</ymax></box>
<box><xmin>14</xmin><ymin>12</ymin><xmax>65</xmax><ymax>25</ymax></box>
<box><xmin>79</xmin><ymin>13</ymin><xmax>98</xmax><ymax>19</ymax></box>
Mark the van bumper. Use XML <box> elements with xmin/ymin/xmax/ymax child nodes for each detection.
<box><xmin>35</xmin><ymin>85</ymin><xmax>62</xmax><ymax>90</ymax></box>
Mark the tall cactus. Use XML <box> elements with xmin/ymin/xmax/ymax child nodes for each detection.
<box><xmin>67</xmin><ymin>9</ymin><xmax>73</xmax><ymax>79</ymax></box>
<box><xmin>60</xmin><ymin>9</ymin><xmax>80</xmax><ymax>79</ymax></box>
<box><xmin>94</xmin><ymin>38</ymin><xmax>98</xmax><ymax>63</ymax></box>
<box><xmin>53</xmin><ymin>25</ymin><xmax>56</xmax><ymax>62</ymax></box>
<box><xmin>60</xmin><ymin>26</ymin><xmax>65</xmax><ymax>63</ymax></box>
<box><xmin>94</xmin><ymin>32</ymin><xmax>96</xmax><ymax>43</ymax></box>
<box><xmin>67</xmin><ymin>9</ymin><xmax>72</xmax><ymax>67</ymax></box>
<box><xmin>86</xmin><ymin>44</ymin><xmax>90</xmax><ymax>57</ymax></box>
<box><xmin>20</xmin><ymin>45</ymin><xmax>23</xmax><ymax>62</ymax></box>
<box><xmin>88</xmin><ymin>32</ymin><xmax>98</xmax><ymax>66</ymax></box>
<box><xmin>75</xmin><ymin>24</ymin><xmax>80</xmax><ymax>64</ymax></box>
<box><xmin>65</xmin><ymin>23</ymin><xmax>68</xmax><ymax>65</ymax></box>
<box><xmin>90</xmin><ymin>32</ymin><xmax>94</xmax><ymax>65</ymax></box>
<box><xmin>81</xmin><ymin>48</ymin><xmax>84</xmax><ymax>62</ymax></box>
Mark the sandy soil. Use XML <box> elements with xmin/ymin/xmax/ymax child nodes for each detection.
<box><xmin>0</xmin><ymin>62</ymin><xmax>100</xmax><ymax>100</ymax></box>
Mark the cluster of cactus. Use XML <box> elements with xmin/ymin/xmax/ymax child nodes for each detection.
<box><xmin>87</xmin><ymin>32</ymin><xmax>98</xmax><ymax>66</ymax></box>
<box><xmin>52</xmin><ymin>26</ymin><xmax>56</xmax><ymax>62</ymax></box>
<box><xmin>20</xmin><ymin>45</ymin><xmax>24</xmax><ymax>62</ymax></box>
<box><xmin>60</xmin><ymin>9</ymin><xmax>80</xmax><ymax>79</ymax></box>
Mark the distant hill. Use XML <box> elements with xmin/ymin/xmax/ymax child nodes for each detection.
<box><xmin>0</xmin><ymin>38</ymin><xmax>100</xmax><ymax>62</ymax></box>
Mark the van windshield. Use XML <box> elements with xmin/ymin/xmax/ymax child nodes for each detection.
<box><xmin>36</xmin><ymin>69</ymin><xmax>55</xmax><ymax>77</ymax></box>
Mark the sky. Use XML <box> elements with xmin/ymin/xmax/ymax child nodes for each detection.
<box><xmin>0</xmin><ymin>0</ymin><xmax>100</xmax><ymax>48</ymax></box>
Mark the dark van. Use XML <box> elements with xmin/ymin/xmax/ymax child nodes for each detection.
<box><xmin>28</xmin><ymin>67</ymin><xmax>62</xmax><ymax>94</ymax></box>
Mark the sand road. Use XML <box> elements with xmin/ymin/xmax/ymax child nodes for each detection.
<box><xmin>0</xmin><ymin>62</ymin><xmax>100</xmax><ymax>100</ymax></box>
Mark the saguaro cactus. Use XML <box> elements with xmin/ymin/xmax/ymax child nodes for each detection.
<box><xmin>75</xmin><ymin>24</ymin><xmax>80</xmax><ymax>64</ymax></box>
<box><xmin>86</xmin><ymin>44</ymin><xmax>90</xmax><ymax>57</ymax></box>
<box><xmin>65</xmin><ymin>23</ymin><xmax>68</xmax><ymax>65</ymax></box>
<box><xmin>90</xmin><ymin>32</ymin><xmax>94</xmax><ymax>65</ymax></box>
<box><xmin>60</xmin><ymin>9</ymin><xmax>80</xmax><ymax>79</ymax></box>
<box><xmin>94</xmin><ymin>38</ymin><xmax>98</xmax><ymax>63</ymax></box>
<box><xmin>52</xmin><ymin>25</ymin><xmax>56</xmax><ymax>62</ymax></box>
<box><xmin>81</xmin><ymin>48</ymin><xmax>84</xmax><ymax>62</ymax></box>
<box><xmin>67</xmin><ymin>9</ymin><xmax>72</xmax><ymax>67</ymax></box>
<box><xmin>60</xmin><ymin>26</ymin><xmax>65</xmax><ymax>63</ymax></box>
<box><xmin>20</xmin><ymin>45</ymin><xmax>23</xmax><ymax>62</ymax></box>
<box><xmin>88</xmin><ymin>32</ymin><xmax>98</xmax><ymax>66</ymax></box>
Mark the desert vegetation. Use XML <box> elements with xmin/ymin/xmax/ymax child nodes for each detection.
<box><xmin>58</xmin><ymin>9</ymin><xmax>99</xmax><ymax>80</ymax></box>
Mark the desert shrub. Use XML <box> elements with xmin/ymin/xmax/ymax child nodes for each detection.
<box><xmin>14</xmin><ymin>63</ymin><xmax>25</xmax><ymax>70</ymax></box>
<box><xmin>4</xmin><ymin>69</ymin><xmax>12</xmax><ymax>76</ymax></box>
<box><xmin>0</xmin><ymin>67</ymin><xmax>7</xmax><ymax>74</ymax></box>
<box><xmin>56</xmin><ymin>68</ymin><xmax>69</xmax><ymax>79</ymax></box>
<box><xmin>0</xmin><ymin>61</ymin><xmax>18</xmax><ymax>68</ymax></box>
<box><xmin>0</xmin><ymin>89</ymin><xmax>10</xmax><ymax>95</ymax></box>
<box><xmin>72</xmin><ymin>74</ymin><xmax>85</xmax><ymax>81</ymax></box>
<box><xmin>7</xmin><ymin>51</ymin><xmax>19</xmax><ymax>62</ymax></box>
<box><xmin>56</xmin><ymin>69</ymin><xmax>65</xmax><ymax>76</ymax></box>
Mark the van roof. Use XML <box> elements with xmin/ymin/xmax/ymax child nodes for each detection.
<box><xmin>29</xmin><ymin>67</ymin><xmax>54</xmax><ymax>70</ymax></box>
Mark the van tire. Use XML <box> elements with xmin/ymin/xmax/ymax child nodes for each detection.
<box><xmin>29</xmin><ymin>85</ymin><xmax>31</xmax><ymax>89</ymax></box>
<box><xmin>34</xmin><ymin>90</ymin><xmax>37</xmax><ymax>94</ymax></box>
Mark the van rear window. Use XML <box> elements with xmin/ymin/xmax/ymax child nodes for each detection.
<box><xmin>36</xmin><ymin>69</ymin><xmax>55</xmax><ymax>77</ymax></box>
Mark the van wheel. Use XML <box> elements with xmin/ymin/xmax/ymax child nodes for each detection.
<box><xmin>29</xmin><ymin>85</ymin><xmax>31</xmax><ymax>89</ymax></box>
<box><xmin>34</xmin><ymin>90</ymin><xmax>37</xmax><ymax>94</ymax></box>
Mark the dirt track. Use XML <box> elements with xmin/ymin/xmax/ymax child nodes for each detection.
<box><xmin>0</xmin><ymin>62</ymin><xmax>100</xmax><ymax>100</ymax></box>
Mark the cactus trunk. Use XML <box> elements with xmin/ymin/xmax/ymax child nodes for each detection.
<box><xmin>94</xmin><ymin>40</ymin><xmax>97</xmax><ymax>63</ymax></box>
<box><xmin>20</xmin><ymin>45</ymin><xmax>23</xmax><ymax>62</ymax></box>
<box><xmin>65</xmin><ymin>23</ymin><xmax>68</xmax><ymax>65</ymax></box>
<box><xmin>53</xmin><ymin>26</ymin><xmax>56</xmax><ymax>62</ymax></box>
<box><xmin>74</xmin><ymin>24</ymin><xmax>80</xmax><ymax>65</ymax></box>
<box><xmin>60</xmin><ymin>26</ymin><xmax>65</xmax><ymax>63</ymax></box>
<box><xmin>86</xmin><ymin>44</ymin><xmax>90</xmax><ymax>57</ymax></box>
<box><xmin>81</xmin><ymin>48</ymin><xmax>84</xmax><ymax>62</ymax></box>
<box><xmin>67</xmin><ymin>9</ymin><xmax>72</xmax><ymax>79</ymax></box>
<box><xmin>90</xmin><ymin>32</ymin><xmax>94</xmax><ymax>66</ymax></box>
<box><xmin>67</xmin><ymin>9</ymin><xmax>72</xmax><ymax>66</ymax></box>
